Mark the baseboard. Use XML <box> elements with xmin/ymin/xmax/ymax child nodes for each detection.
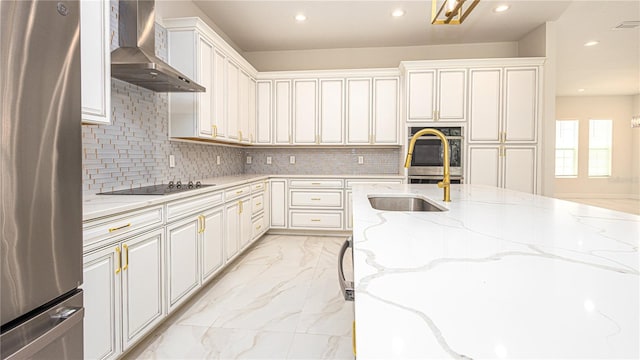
<box><xmin>267</xmin><ymin>229</ymin><xmax>352</xmax><ymax>237</ymax></box>
<box><xmin>555</xmin><ymin>193</ymin><xmax>639</xmax><ymax>200</ymax></box>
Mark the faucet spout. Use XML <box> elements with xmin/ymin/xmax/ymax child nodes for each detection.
<box><xmin>405</xmin><ymin>129</ymin><xmax>452</xmax><ymax>202</ymax></box>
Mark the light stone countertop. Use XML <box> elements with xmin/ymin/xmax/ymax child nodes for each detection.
<box><xmin>351</xmin><ymin>183</ymin><xmax>639</xmax><ymax>359</ymax></box>
<box><xmin>82</xmin><ymin>174</ymin><xmax>404</xmax><ymax>221</ymax></box>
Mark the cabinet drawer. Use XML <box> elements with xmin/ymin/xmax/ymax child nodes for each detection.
<box><xmin>225</xmin><ymin>185</ymin><xmax>251</xmax><ymax>201</ymax></box>
<box><xmin>251</xmin><ymin>181</ymin><xmax>266</xmax><ymax>193</ymax></box>
<box><xmin>345</xmin><ymin>179</ymin><xmax>403</xmax><ymax>189</ymax></box>
<box><xmin>166</xmin><ymin>191</ymin><xmax>224</xmax><ymax>222</ymax></box>
<box><xmin>83</xmin><ymin>206</ymin><xmax>163</xmax><ymax>251</ymax></box>
<box><xmin>252</xmin><ymin>193</ymin><xmax>265</xmax><ymax>215</ymax></box>
<box><xmin>289</xmin><ymin>179</ymin><xmax>343</xmax><ymax>188</ymax></box>
<box><xmin>252</xmin><ymin>215</ymin><xmax>266</xmax><ymax>240</ymax></box>
<box><xmin>289</xmin><ymin>190</ymin><xmax>343</xmax><ymax>208</ymax></box>
<box><xmin>289</xmin><ymin>211</ymin><xmax>343</xmax><ymax>229</ymax></box>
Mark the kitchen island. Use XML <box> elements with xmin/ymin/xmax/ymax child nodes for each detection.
<box><xmin>351</xmin><ymin>184</ymin><xmax>639</xmax><ymax>359</ymax></box>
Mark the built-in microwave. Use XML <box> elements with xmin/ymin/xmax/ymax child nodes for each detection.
<box><xmin>407</xmin><ymin>126</ymin><xmax>463</xmax><ymax>184</ymax></box>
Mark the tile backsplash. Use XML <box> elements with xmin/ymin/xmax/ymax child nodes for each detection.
<box><xmin>81</xmin><ymin>3</ymin><xmax>402</xmax><ymax>194</ymax></box>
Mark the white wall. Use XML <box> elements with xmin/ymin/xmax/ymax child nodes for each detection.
<box><xmin>518</xmin><ymin>23</ymin><xmax>546</xmax><ymax>57</ymax></box>
<box><xmin>555</xmin><ymin>96</ymin><xmax>636</xmax><ymax>198</ymax></box>
<box><xmin>243</xmin><ymin>42</ymin><xmax>518</xmax><ymax>71</ymax></box>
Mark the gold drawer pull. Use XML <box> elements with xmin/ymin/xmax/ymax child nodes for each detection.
<box><xmin>115</xmin><ymin>247</ymin><xmax>121</xmax><ymax>274</ymax></box>
<box><xmin>109</xmin><ymin>223</ymin><xmax>131</xmax><ymax>233</ymax></box>
<box><xmin>255</xmin><ymin>202</ymin><xmax>262</xmax><ymax>206</ymax></box>
<box><xmin>256</xmin><ymin>225</ymin><xmax>262</xmax><ymax>230</ymax></box>
<box><xmin>122</xmin><ymin>244</ymin><xmax>129</xmax><ymax>271</ymax></box>
<box><xmin>311</xmin><ymin>198</ymin><xmax>321</xmax><ymax>201</ymax></box>
<box><xmin>236</xmin><ymin>190</ymin><xmax>244</xmax><ymax>194</ymax></box>
<box><xmin>311</xmin><ymin>219</ymin><xmax>321</xmax><ymax>222</ymax></box>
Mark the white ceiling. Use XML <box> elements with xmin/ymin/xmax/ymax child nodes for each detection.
<box><xmin>192</xmin><ymin>0</ymin><xmax>640</xmax><ymax>96</ymax></box>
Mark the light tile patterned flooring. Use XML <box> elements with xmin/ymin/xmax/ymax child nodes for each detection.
<box><xmin>123</xmin><ymin>235</ymin><xmax>354</xmax><ymax>360</ymax></box>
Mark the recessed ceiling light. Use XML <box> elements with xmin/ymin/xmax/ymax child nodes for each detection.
<box><xmin>494</xmin><ymin>5</ymin><xmax>510</xmax><ymax>13</ymax></box>
<box><xmin>392</xmin><ymin>9</ymin><xmax>405</xmax><ymax>17</ymax></box>
<box><xmin>584</xmin><ymin>41</ymin><xmax>599</xmax><ymax>47</ymax></box>
<box><xmin>295</xmin><ymin>14</ymin><xmax>306</xmax><ymax>22</ymax></box>
<box><xmin>578</xmin><ymin>88</ymin><xmax>585</xmax><ymax>92</ymax></box>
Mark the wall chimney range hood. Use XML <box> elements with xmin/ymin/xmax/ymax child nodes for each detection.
<box><xmin>111</xmin><ymin>0</ymin><xmax>205</xmax><ymax>92</ymax></box>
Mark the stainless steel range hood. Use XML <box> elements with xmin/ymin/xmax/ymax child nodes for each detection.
<box><xmin>111</xmin><ymin>0</ymin><xmax>205</xmax><ymax>92</ymax></box>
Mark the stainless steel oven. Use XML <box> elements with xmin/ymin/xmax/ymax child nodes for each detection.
<box><xmin>407</xmin><ymin>126</ymin><xmax>463</xmax><ymax>184</ymax></box>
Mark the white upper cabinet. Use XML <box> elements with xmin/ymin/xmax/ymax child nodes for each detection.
<box><xmin>346</xmin><ymin>78</ymin><xmax>372</xmax><ymax>144</ymax></box>
<box><xmin>373</xmin><ymin>77</ymin><xmax>399</xmax><ymax>144</ymax></box>
<box><xmin>469</xmin><ymin>68</ymin><xmax>502</xmax><ymax>142</ymax></box>
<box><xmin>256</xmin><ymin>80</ymin><xmax>272</xmax><ymax>144</ymax></box>
<box><xmin>407</xmin><ymin>71</ymin><xmax>435</xmax><ymax>121</ymax></box>
<box><xmin>469</xmin><ymin>66</ymin><xmax>539</xmax><ymax>144</ymax></box>
<box><xmin>319</xmin><ymin>79</ymin><xmax>344</xmax><ymax>144</ymax></box>
<box><xmin>406</xmin><ymin>69</ymin><xmax>465</xmax><ymax>123</ymax></box>
<box><xmin>293</xmin><ymin>79</ymin><xmax>318</xmax><ymax>144</ymax></box>
<box><xmin>165</xmin><ymin>18</ymin><xmax>257</xmax><ymax>145</ymax></box>
<box><xmin>81</xmin><ymin>0</ymin><xmax>110</xmax><ymax>124</ymax></box>
<box><xmin>274</xmin><ymin>80</ymin><xmax>292</xmax><ymax>145</ymax></box>
<box><xmin>503</xmin><ymin>68</ymin><xmax>538</xmax><ymax>143</ymax></box>
<box><xmin>212</xmin><ymin>49</ymin><xmax>227</xmax><ymax>140</ymax></box>
<box><xmin>238</xmin><ymin>70</ymin><xmax>250</xmax><ymax>143</ymax></box>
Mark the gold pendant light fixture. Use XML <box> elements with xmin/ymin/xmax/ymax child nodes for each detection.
<box><xmin>431</xmin><ymin>0</ymin><xmax>480</xmax><ymax>25</ymax></box>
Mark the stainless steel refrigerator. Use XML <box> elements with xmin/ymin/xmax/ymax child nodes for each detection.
<box><xmin>1</xmin><ymin>0</ymin><xmax>84</xmax><ymax>358</ymax></box>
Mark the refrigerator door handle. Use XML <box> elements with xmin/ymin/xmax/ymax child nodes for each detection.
<box><xmin>338</xmin><ymin>237</ymin><xmax>355</xmax><ymax>301</ymax></box>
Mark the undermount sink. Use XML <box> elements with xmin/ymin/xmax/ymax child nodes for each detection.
<box><xmin>368</xmin><ymin>195</ymin><xmax>447</xmax><ymax>212</ymax></box>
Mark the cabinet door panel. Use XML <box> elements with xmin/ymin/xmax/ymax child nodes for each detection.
<box><xmin>213</xmin><ymin>49</ymin><xmax>227</xmax><ymax>138</ymax></box>
<box><xmin>256</xmin><ymin>81</ymin><xmax>272</xmax><ymax>144</ymax></box>
<box><xmin>80</xmin><ymin>0</ymin><xmax>110</xmax><ymax>124</ymax></box>
<box><xmin>122</xmin><ymin>230</ymin><xmax>163</xmax><ymax>350</ymax></box>
<box><xmin>202</xmin><ymin>207</ymin><xmax>224</xmax><ymax>283</ymax></box>
<box><xmin>249</xmin><ymin>78</ymin><xmax>256</xmax><ymax>143</ymax></box>
<box><xmin>270</xmin><ymin>180</ymin><xmax>287</xmax><ymax>228</ymax></box>
<box><xmin>238</xmin><ymin>70</ymin><xmax>250</xmax><ymax>141</ymax></box>
<box><xmin>227</xmin><ymin>61</ymin><xmax>240</xmax><ymax>140</ymax></box>
<box><xmin>468</xmin><ymin>146</ymin><xmax>500</xmax><ymax>188</ymax></box>
<box><xmin>293</xmin><ymin>80</ymin><xmax>318</xmax><ymax>144</ymax></box>
<box><xmin>407</xmin><ymin>71</ymin><xmax>435</xmax><ymax>121</ymax></box>
<box><xmin>274</xmin><ymin>80</ymin><xmax>292</xmax><ymax>144</ymax></box>
<box><xmin>504</xmin><ymin>147</ymin><xmax>536</xmax><ymax>194</ymax></box>
<box><xmin>83</xmin><ymin>247</ymin><xmax>120</xmax><ymax>360</ymax></box>
<box><xmin>225</xmin><ymin>202</ymin><xmax>240</xmax><ymax>260</ymax></box>
<box><xmin>319</xmin><ymin>79</ymin><xmax>344</xmax><ymax>144</ymax></box>
<box><xmin>373</xmin><ymin>77</ymin><xmax>398</xmax><ymax>144</ymax></box>
<box><xmin>198</xmin><ymin>37</ymin><xmax>213</xmax><ymax>137</ymax></box>
<box><xmin>504</xmin><ymin>68</ymin><xmax>537</xmax><ymax>142</ymax></box>
<box><xmin>166</xmin><ymin>218</ymin><xmax>200</xmax><ymax>312</ymax></box>
<box><xmin>438</xmin><ymin>69</ymin><xmax>466</xmax><ymax>121</ymax></box>
<box><xmin>346</xmin><ymin>78</ymin><xmax>372</xmax><ymax>144</ymax></box>
<box><xmin>469</xmin><ymin>69</ymin><xmax>501</xmax><ymax>142</ymax></box>
<box><xmin>240</xmin><ymin>197</ymin><xmax>253</xmax><ymax>249</ymax></box>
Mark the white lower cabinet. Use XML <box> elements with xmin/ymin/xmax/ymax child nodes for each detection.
<box><xmin>83</xmin><ymin>246</ymin><xmax>121</xmax><ymax>360</ymax></box>
<box><xmin>121</xmin><ymin>229</ymin><xmax>164</xmax><ymax>351</ymax></box>
<box><xmin>240</xmin><ymin>197</ymin><xmax>253</xmax><ymax>249</ymax></box>
<box><xmin>225</xmin><ymin>196</ymin><xmax>251</xmax><ymax>260</ymax></box>
<box><xmin>166</xmin><ymin>217</ymin><xmax>200</xmax><ymax>313</ymax></box>
<box><xmin>83</xmin><ymin>229</ymin><xmax>164</xmax><ymax>359</ymax></box>
<box><xmin>289</xmin><ymin>210</ymin><xmax>343</xmax><ymax>229</ymax></box>
<box><xmin>270</xmin><ymin>179</ymin><xmax>287</xmax><ymax>228</ymax></box>
<box><xmin>201</xmin><ymin>206</ymin><xmax>224</xmax><ymax>283</ymax></box>
<box><xmin>467</xmin><ymin>145</ymin><xmax>537</xmax><ymax>194</ymax></box>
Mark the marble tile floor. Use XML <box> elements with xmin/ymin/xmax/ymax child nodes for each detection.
<box><xmin>562</xmin><ymin>197</ymin><xmax>640</xmax><ymax>215</ymax></box>
<box><xmin>123</xmin><ymin>235</ymin><xmax>355</xmax><ymax>360</ymax></box>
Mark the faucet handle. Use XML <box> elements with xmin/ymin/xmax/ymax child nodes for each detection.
<box><xmin>437</xmin><ymin>181</ymin><xmax>450</xmax><ymax>189</ymax></box>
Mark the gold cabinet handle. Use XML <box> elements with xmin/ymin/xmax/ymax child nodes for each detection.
<box><xmin>238</xmin><ymin>130</ymin><xmax>243</xmax><ymax>141</ymax></box>
<box><xmin>197</xmin><ymin>215</ymin><xmax>202</xmax><ymax>234</ymax></box>
<box><xmin>122</xmin><ymin>244</ymin><xmax>129</xmax><ymax>271</ymax></box>
<box><xmin>115</xmin><ymin>247</ymin><xmax>121</xmax><ymax>274</ymax></box>
<box><xmin>311</xmin><ymin>198</ymin><xmax>321</xmax><ymax>201</ymax></box>
<box><xmin>201</xmin><ymin>215</ymin><xmax>206</xmax><ymax>232</ymax></box>
<box><xmin>256</xmin><ymin>224</ymin><xmax>262</xmax><ymax>230</ymax></box>
<box><xmin>238</xmin><ymin>200</ymin><xmax>243</xmax><ymax>214</ymax></box>
<box><xmin>109</xmin><ymin>223</ymin><xmax>131</xmax><ymax>233</ymax></box>
<box><xmin>255</xmin><ymin>202</ymin><xmax>262</xmax><ymax>206</ymax></box>
<box><xmin>311</xmin><ymin>219</ymin><xmax>321</xmax><ymax>222</ymax></box>
<box><xmin>212</xmin><ymin>125</ymin><xmax>218</xmax><ymax>138</ymax></box>
<box><xmin>236</xmin><ymin>189</ymin><xmax>244</xmax><ymax>194</ymax></box>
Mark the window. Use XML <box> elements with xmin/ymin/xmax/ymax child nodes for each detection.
<box><xmin>588</xmin><ymin>119</ymin><xmax>612</xmax><ymax>177</ymax></box>
<box><xmin>555</xmin><ymin>120</ymin><xmax>579</xmax><ymax>177</ymax></box>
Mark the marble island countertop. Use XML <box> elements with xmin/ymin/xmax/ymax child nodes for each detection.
<box><xmin>351</xmin><ymin>183</ymin><xmax>639</xmax><ymax>359</ymax></box>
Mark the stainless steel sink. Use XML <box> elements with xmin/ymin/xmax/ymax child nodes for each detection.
<box><xmin>368</xmin><ymin>195</ymin><xmax>447</xmax><ymax>212</ymax></box>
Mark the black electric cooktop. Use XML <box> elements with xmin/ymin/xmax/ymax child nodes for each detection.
<box><xmin>98</xmin><ymin>181</ymin><xmax>213</xmax><ymax>195</ymax></box>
